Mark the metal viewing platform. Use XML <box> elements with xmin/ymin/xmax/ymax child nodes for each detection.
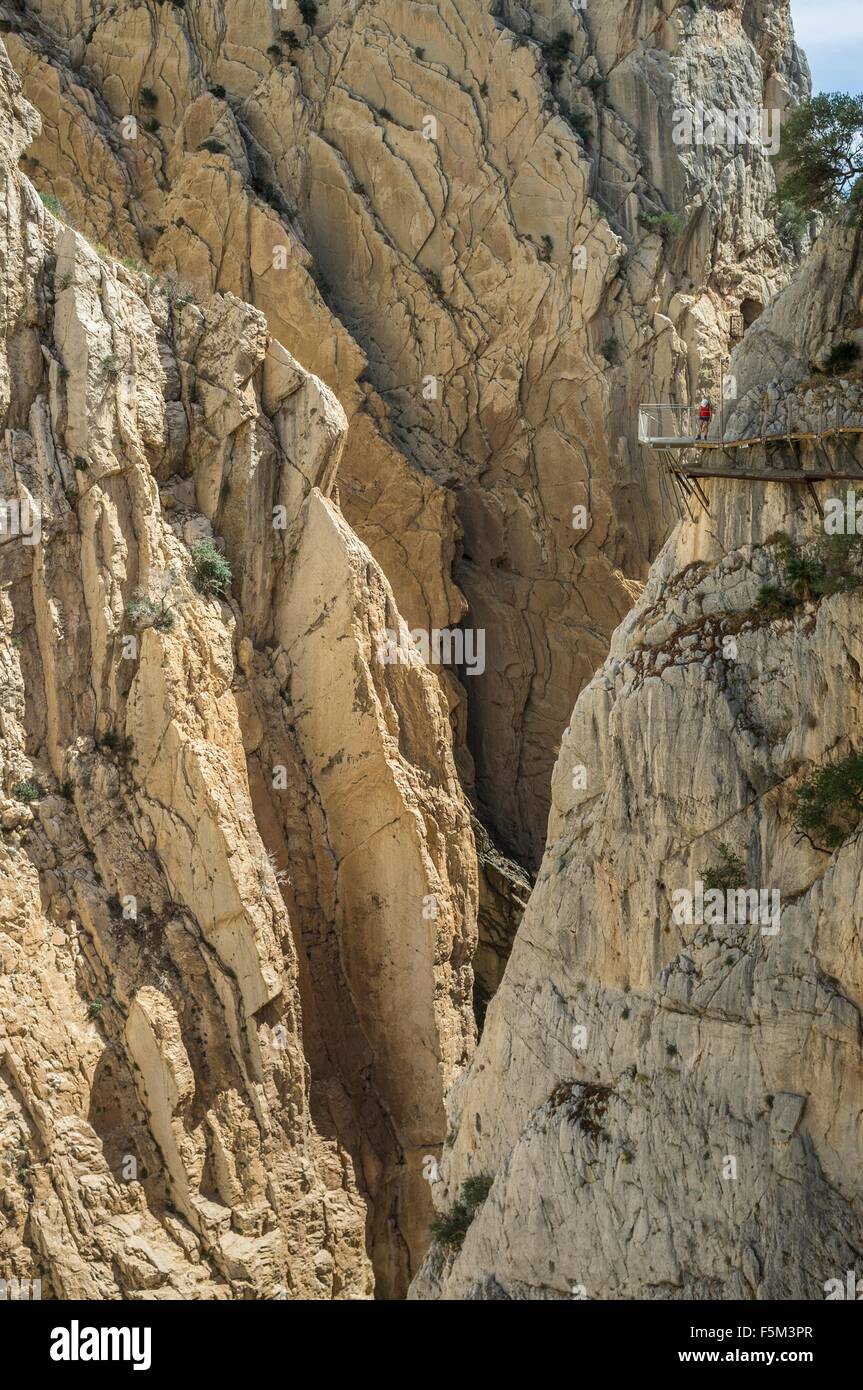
<box><xmin>638</xmin><ymin>400</ymin><xmax>863</xmax><ymax>516</ymax></box>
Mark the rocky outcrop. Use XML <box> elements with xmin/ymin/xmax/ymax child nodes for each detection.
<box><xmin>718</xmin><ymin>223</ymin><xmax>863</xmax><ymax>445</ymax></box>
<box><xmin>0</xmin><ymin>42</ymin><xmax>476</xmax><ymax>1298</ymax></box>
<box><xmin>411</xmin><ymin>227</ymin><xmax>863</xmax><ymax>1301</ymax></box>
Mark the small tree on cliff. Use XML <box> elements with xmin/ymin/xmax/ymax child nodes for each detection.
<box><xmin>775</xmin><ymin>92</ymin><xmax>863</xmax><ymax>224</ymax></box>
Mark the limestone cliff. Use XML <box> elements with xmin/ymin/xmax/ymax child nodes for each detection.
<box><xmin>0</xmin><ymin>0</ymin><xmax>844</xmax><ymax>1305</ymax></box>
<box><xmin>0</xmin><ymin>40</ymin><xmax>476</xmax><ymax>1297</ymax></box>
<box><xmin>411</xmin><ymin>223</ymin><xmax>863</xmax><ymax>1300</ymax></box>
<box><xmin>3</xmin><ymin>0</ymin><xmax>804</xmax><ymax>863</ymax></box>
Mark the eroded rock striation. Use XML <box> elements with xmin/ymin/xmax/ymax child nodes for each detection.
<box><xmin>0</xmin><ymin>42</ymin><xmax>476</xmax><ymax>1297</ymax></box>
<box><xmin>1</xmin><ymin>0</ymin><xmax>850</xmax><ymax>1304</ymax></box>
<box><xmin>4</xmin><ymin>0</ymin><xmax>806</xmax><ymax>863</ymax></box>
<box><xmin>410</xmin><ymin>227</ymin><xmax>863</xmax><ymax>1301</ymax></box>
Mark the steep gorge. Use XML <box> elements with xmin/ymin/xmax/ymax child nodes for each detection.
<box><xmin>0</xmin><ymin>0</ymin><xmax>853</xmax><ymax>1303</ymax></box>
<box><xmin>412</xmin><ymin>221</ymin><xmax>863</xmax><ymax>1300</ymax></box>
<box><xmin>2</xmin><ymin>0</ymin><xmax>806</xmax><ymax>863</ymax></box>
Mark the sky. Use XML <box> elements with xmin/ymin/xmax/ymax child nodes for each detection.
<box><xmin>790</xmin><ymin>0</ymin><xmax>863</xmax><ymax>94</ymax></box>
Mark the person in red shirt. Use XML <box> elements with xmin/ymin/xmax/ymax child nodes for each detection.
<box><xmin>697</xmin><ymin>397</ymin><xmax>712</xmax><ymax>440</ymax></box>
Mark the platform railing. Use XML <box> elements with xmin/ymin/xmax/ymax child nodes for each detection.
<box><xmin>638</xmin><ymin>404</ymin><xmax>700</xmax><ymax>443</ymax></box>
<box><xmin>639</xmin><ymin>396</ymin><xmax>863</xmax><ymax>448</ymax></box>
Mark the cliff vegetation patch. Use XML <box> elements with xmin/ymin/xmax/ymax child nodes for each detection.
<box><xmin>794</xmin><ymin>752</ymin><xmax>863</xmax><ymax>850</ymax></box>
<box><xmin>429</xmin><ymin>1175</ymin><xmax>494</xmax><ymax>1251</ymax></box>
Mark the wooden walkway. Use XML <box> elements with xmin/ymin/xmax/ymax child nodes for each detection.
<box><xmin>638</xmin><ymin>402</ymin><xmax>863</xmax><ymax>485</ymax></box>
<box><xmin>640</xmin><ymin>412</ymin><xmax>863</xmax><ymax>511</ymax></box>
<box><xmin>639</xmin><ymin>401</ymin><xmax>863</xmax><ymax>517</ymax></box>
<box><xmin>650</xmin><ymin>425</ymin><xmax>863</xmax><ymax>455</ymax></box>
<box><xmin>682</xmin><ymin>464</ymin><xmax>863</xmax><ymax>482</ymax></box>
<box><xmin>648</xmin><ymin>434</ymin><xmax>863</xmax><ymax>518</ymax></box>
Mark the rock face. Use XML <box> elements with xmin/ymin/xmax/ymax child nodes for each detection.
<box><xmin>410</xmin><ymin>228</ymin><xmax>863</xmax><ymax>1301</ymax></box>
<box><xmin>1</xmin><ymin>0</ymin><xmax>848</xmax><ymax>1305</ymax></box>
<box><xmin>4</xmin><ymin>0</ymin><xmax>805</xmax><ymax>864</ymax></box>
<box><xmin>0</xmin><ymin>42</ymin><xmax>476</xmax><ymax>1298</ymax></box>
<box><xmin>719</xmin><ymin>223</ymin><xmax>863</xmax><ymax>444</ymax></box>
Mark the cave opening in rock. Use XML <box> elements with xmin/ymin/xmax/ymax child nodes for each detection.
<box><xmin>740</xmin><ymin>297</ymin><xmax>764</xmax><ymax>328</ymax></box>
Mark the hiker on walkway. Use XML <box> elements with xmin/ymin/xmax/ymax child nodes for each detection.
<box><xmin>697</xmin><ymin>397</ymin><xmax>712</xmax><ymax>440</ymax></box>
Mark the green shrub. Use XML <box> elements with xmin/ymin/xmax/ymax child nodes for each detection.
<box><xmin>209</xmin><ymin>84</ymin><xmax>227</xmax><ymax>99</ymax></box>
<box><xmin>96</xmin><ymin>729</ymin><xmax>133</xmax><ymax>760</ymax></box>
<box><xmin>560</xmin><ymin>104</ymin><xmax>591</xmax><ymax>139</ymax></box>
<box><xmin>86</xmin><ymin>999</ymin><xmax>103</xmax><ymax>1021</ymax></box>
<box><xmin>601</xmin><ymin>335</ymin><xmax>619</xmax><ymax>365</ymax></box>
<box><xmin>125</xmin><ymin>591</ymin><xmax>175</xmax><ymax>632</ymax></box>
<box><xmin>429</xmin><ymin>1174</ymin><xmax>494</xmax><ymax>1250</ymax></box>
<box><xmin>431</xmin><ymin>1204</ymin><xmax>471</xmax><ymax>1251</ymax></box>
<box><xmin>818</xmin><ymin>533</ymin><xmax>863</xmax><ymax>589</ymax></box>
<box><xmin>538</xmin><ymin>233</ymin><xmax>553</xmax><ymax>262</ymax></box>
<box><xmin>13</xmin><ymin>778</ymin><xmax>42</xmax><ymax>804</ymax></box>
<box><xmin>756</xmin><ymin>532</ymin><xmax>863</xmax><ymax>617</ymax></box>
<box><xmin>702</xmin><ymin>843</ymin><xmax>746</xmax><ymax>893</ymax></box>
<box><xmin>784</xmin><ymin>550</ymin><xmax>825</xmax><ymax>600</ymax></box>
<box><xmin>298</xmin><ymin>0</ymin><xmax>318</xmax><ymax>24</ymax></box>
<box><xmin>773</xmin><ymin>199</ymin><xmax>808</xmax><ymax>248</ymax></box>
<box><xmin>38</xmin><ymin>190</ymin><xmax>65</xmax><ymax>219</ymax></box>
<box><xmin>546</xmin><ymin>31</ymin><xmax>573</xmax><ymax>62</ymax></box>
<box><xmin>755</xmin><ymin>583</ymin><xmax>797</xmax><ymax>615</ymax></box>
<box><xmin>641</xmin><ymin>210</ymin><xmax>685</xmax><ymax>240</ymax></box>
<box><xmin>191</xmin><ymin>540</ymin><xmax>232</xmax><ymax>597</ymax></box>
<box><xmin>140</xmin><ymin>87</ymin><xmax>158</xmax><ymax>109</ymax></box>
<box><xmin>461</xmin><ymin>1174</ymin><xmax>493</xmax><ymax>1207</ymax></box>
<box><xmin>823</xmin><ymin>340</ymin><xmax>861</xmax><ymax>375</ymax></box>
<box><xmin>794</xmin><ymin>752</ymin><xmax>863</xmax><ymax>849</ymax></box>
<box><xmin>120</xmin><ymin>256</ymin><xmax>152</xmax><ymax>278</ymax></box>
